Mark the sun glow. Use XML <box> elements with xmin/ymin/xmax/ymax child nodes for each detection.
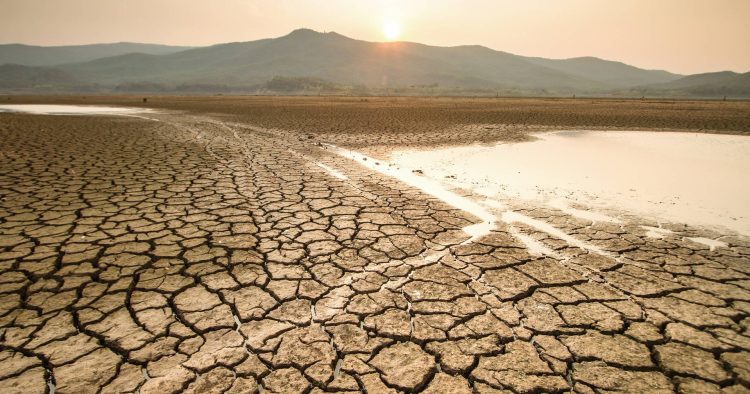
<box><xmin>382</xmin><ymin>21</ymin><xmax>401</xmax><ymax>41</ymax></box>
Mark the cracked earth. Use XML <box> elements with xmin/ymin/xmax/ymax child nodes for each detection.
<box><xmin>1</xmin><ymin>106</ymin><xmax>749</xmax><ymax>394</ymax></box>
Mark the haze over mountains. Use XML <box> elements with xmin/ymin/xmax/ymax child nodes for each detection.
<box><xmin>1</xmin><ymin>29</ymin><xmax>748</xmax><ymax>97</ymax></box>
<box><xmin>0</xmin><ymin>42</ymin><xmax>193</xmax><ymax>67</ymax></box>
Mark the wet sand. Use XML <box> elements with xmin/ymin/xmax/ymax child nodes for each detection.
<box><xmin>1</xmin><ymin>99</ymin><xmax>749</xmax><ymax>394</ymax></box>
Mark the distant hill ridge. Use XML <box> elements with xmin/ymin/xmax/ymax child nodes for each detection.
<box><xmin>0</xmin><ymin>42</ymin><xmax>194</xmax><ymax>67</ymax></box>
<box><xmin>1</xmin><ymin>29</ymin><xmax>748</xmax><ymax>97</ymax></box>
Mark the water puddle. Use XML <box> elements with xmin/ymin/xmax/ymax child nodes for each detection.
<box><xmin>0</xmin><ymin>104</ymin><xmax>155</xmax><ymax>118</ymax></box>
<box><xmin>391</xmin><ymin>130</ymin><xmax>750</xmax><ymax>236</ymax></box>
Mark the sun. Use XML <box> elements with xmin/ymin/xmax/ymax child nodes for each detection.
<box><xmin>382</xmin><ymin>21</ymin><xmax>401</xmax><ymax>41</ymax></box>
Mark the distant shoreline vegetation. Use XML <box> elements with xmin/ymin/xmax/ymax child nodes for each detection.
<box><xmin>1</xmin><ymin>74</ymin><xmax>748</xmax><ymax>100</ymax></box>
<box><xmin>1</xmin><ymin>69</ymin><xmax>748</xmax><ymax>99</ymax></box>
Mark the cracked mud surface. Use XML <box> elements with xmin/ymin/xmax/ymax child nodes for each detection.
<box><xmin>1</xmin><ymin>100</ymin><xmax>750</xmax><ymax>394</ymax></box>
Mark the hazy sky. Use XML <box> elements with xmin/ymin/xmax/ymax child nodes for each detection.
<box><xmin>1</xmin><ymin>0</ymin><xmax>748</xmax><ymax>74</ymax></box>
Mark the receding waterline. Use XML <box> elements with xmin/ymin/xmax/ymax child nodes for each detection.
<box><xmin>325</xmin><ymin>144</ymin><xmax>614</xmax><ymax>255</ymax></box>
<box><xmin>324</xmin><ymin>144</ymin><xmax>496</xmax><ymax>244</ymax></box>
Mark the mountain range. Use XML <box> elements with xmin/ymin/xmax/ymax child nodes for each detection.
<box><xmin>0</xmin><ymin>42</ymin><xmax>192</xmax><ymax>67</ymax></box>
<box><xmin>1</xmin><ymin>29</ymin><xmax>748</xmax><ymax>97</ymax></box>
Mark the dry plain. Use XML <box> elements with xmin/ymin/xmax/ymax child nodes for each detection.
<box><xmin>1</xmin><ymin>96</ymin><xmax>750</xmax><ymax>394</ymax></box>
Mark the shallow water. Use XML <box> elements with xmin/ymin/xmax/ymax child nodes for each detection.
<box><xmin>391</xmin><ymin>130</ymin><xmax>750</xmax><ymax>235</ymax></box>
<box><xmin>0</xmin><ymin>104</ymin><xmax>151</xmax><ymax>116</ymax></box>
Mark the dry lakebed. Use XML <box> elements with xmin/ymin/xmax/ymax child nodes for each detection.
<box><xmin>1</xmin><ymin>97</ymin><xmax>749</xmax><ymax>394</ymax></box>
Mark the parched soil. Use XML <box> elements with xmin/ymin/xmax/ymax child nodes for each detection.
<box><xmin>0</xmin><ymin>98</ymin><xmax>749</xmax><ymax>393</ymax></box>
<box><xmin>4</xmin><ymin>95</ymin><xmax>750</xmax><ymax>148</ymax></box>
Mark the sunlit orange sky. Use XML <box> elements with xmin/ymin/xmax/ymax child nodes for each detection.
<box><xmin>1</xmin><ymin>0</ymin><xmax>748</xmax><ymax>75</ymax></box>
